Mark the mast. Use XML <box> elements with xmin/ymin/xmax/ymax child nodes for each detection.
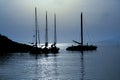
<box><xmin>38</xmin><ymin>26</ymin><xmax>40</xmax><ymax>47</ymax></box>
<box><xmin>45</xmin><ymin>11</ymin><xmax>48</xmax><ymax>47</ymax></box>
<box><xmin>35</xmin><ymin>7</ymin><xmax>38</xmax><ymax>47</ymax></box>
<box><xmin>81</xmin><ymin>12</ymin><xmax>83</xmax><ymax>46</ymax></box>
<box><xmin>54</xmin><ymin>13</ymin><xmax>57</xmax><ymax>45</ymax></box>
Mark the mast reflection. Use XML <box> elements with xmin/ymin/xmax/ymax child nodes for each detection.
<box><xmin>31</xmin><ymin>53</ymin><xmax>58</xmax><ymax>80</ymax></box>
<box><xmin>80</xmin><ymin>51</ymin><xmax>85</xmax><ymax>80</ymax></box>
<box><xmin>53</xmin><ymin>54</ymin><xmax>58</xmax><ymax>80</ymax></box>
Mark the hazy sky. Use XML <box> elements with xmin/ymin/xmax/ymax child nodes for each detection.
<box><xmin>0</xmin><ymin>0</ymin><xmax>120</xmax><ymax>44</ymax></box>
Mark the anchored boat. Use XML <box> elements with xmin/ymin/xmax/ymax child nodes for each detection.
<box><xmin>30</xmin><ymin>7</ymin><xmax>42</xmax><ymax>54</ymax></box>
<box><xmin>49</xmin><ymin>14</ymin><xmax>59</xmax><ymax>53</ymax></box>
<box><xmin>66</xmin><ymin>12</ymin><xmax>97</xmax><ymax>51</ymax></box>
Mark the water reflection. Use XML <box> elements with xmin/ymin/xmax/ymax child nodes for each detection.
<box><xmin>0</xmin><ymin>53</ymin><xmax>13</xmax><ymax>65</ymax></box>
<box><xmin>1</xmin><ymin>45</ymin><xmax>119</xmax><ymax>80</ymax></box>
<box><xmin>53</xmin><ymin>54</ymin><xmax>58</xmax><ymax>80</ymax></box>
<box><xmin>30</xmin><ymin>53</ymin><xmax>58</xmax><ymax>80</ymax></box>
<box><xmin>28</xmin><ymin>52</ymin><xmax>85</xmax><ymax>80</ymax></box>
<box><xmin>80</xmin><ymin>51</ymin><xmax>85</xmax><ymax>80</ymax></box>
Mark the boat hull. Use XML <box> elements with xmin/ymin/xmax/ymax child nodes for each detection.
<box><xmin>30</xmin><ymin>47</ymin><xmax>42</xmax><ymax>54</ymax></box>
<box><xmin>30</xmin><ymin>47</ymin><xmax>59</xmax><ymax>54</ymax></box>
<box><xmin>66</xmin><ymin>45</ymin><xmax>97</xmax><ymax>51</ymax></box>
<box><xmin>49</xmin><ymin>47</ymin><xmax>59</xmax><ymax>53</ymax></box>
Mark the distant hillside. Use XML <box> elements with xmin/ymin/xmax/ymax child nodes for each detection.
<box><xmin>97</xmin><ymin>36</ymin><xmax>120</xmax><ymax>46</ymax></box>
<box><xmin>0</xmin><ymin>34</ymin><xmax>32</xmax><ymax>53</ymax></box>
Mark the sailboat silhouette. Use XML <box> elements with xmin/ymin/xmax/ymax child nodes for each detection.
<box><xmin>30</xmin><ymin>7</ymin><xmax>42</xmax><ymax>54</ymax></box>
<box><xmin>49</xmin><ymin>14</ymin><xmax>59</xmax><ymax>53</ymax></box>
<box><xmin>42</xmin><ymin>11</ymin><xmax>49</xmax><ymax>53</ymax></box>
<box><xmin>31</xmin><ymin>10</ymin><xmax>59</xmax><ymax>53</ymax></box>
<box><xmin>66</xmin><ymin>12</ymin><xmax>97</xmax><ymax>51</ymax></box>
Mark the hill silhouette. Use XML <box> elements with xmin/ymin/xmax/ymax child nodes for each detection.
<box><xmin>0</xmin><ymin>34</ymin><xmax>32</xmax><ymax>53</ymax></box>
<box><xmin>97</xmin><ymin>36</ymin><xmax>120</xmax><ymax>46</ymax></box>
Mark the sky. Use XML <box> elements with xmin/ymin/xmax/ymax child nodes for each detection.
<box><xmin>0</xmin><ymin>0</ymin><xmax>120</xmax><ymax>44</ymax></box>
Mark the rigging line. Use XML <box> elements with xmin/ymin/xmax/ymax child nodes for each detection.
<box><xmin>32</xmin><ymin>25</ymin><xmax>36</xmax><ymax>45</ymax></box>
<box><xmin>86</xmin><ymin>25</ymin><xmax>97</xmax><ymax>44</ymax></box>
<box><xmin>83</xmin><ymin>16</ymin><xmax>93</xmax><ymax>44</ymax></box>
<box><xmin>86</xmin><ymin>25</ymin><xmax>96</xmax><ymax>44</ymax></box>
<box><xmin>31</xmin><ymin>21</ymin><xmax>35</xmax><ymax>45</ymax></box>
<box><xmin>85</xmin><ymin>27</ymin><xmax>92</xmax><ymax>44</ymax></box>
<box><xmin>31</xmin><ymin>24</ymin><xmax>35</xmax><ymax>45</ymax></box>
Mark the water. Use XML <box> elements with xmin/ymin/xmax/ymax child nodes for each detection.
<box><xmin>0</xmin><ymin>43</ymin><xmax>120</xmax><ymax>80</ymax></box>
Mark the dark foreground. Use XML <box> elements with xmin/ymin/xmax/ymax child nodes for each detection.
<box><xmin>0</xmin><ymin>34</ymin><xmax>59</xmax><ymax>54</ymax></box>
<box><xmin>0</xmin><ymin>34</ymin><xmax>33</xmax><ymax>53</ymax></box>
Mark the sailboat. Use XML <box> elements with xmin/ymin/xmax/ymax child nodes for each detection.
<box><xmin>30</xmin><ymin>7</ymin><xmax>42</xmax><ymax>53</ymax></box>
<box><xmin>49</xmin><ymin>14</ymin><xmax>59</xmax><ymax>53</ymax></box>
<box><xmin>42</xmin><ymin>11</ymin><xmax>49</xmax><ymax>53</ymax></box>
<box><xmin>66</xmin><ymin>12</ymin><xmax>97</xmax><ymax>51</ymax></box>
<box><xmin>42</xmin><ymin>12</ymin><xmax>59</xmax><ymax>53</ymax></box>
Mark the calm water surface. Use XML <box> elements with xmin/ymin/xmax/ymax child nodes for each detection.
<box><xmin>0</xmin><ymin>43</ymin><xmax>120</xmax><ymax>80</ymax></box>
